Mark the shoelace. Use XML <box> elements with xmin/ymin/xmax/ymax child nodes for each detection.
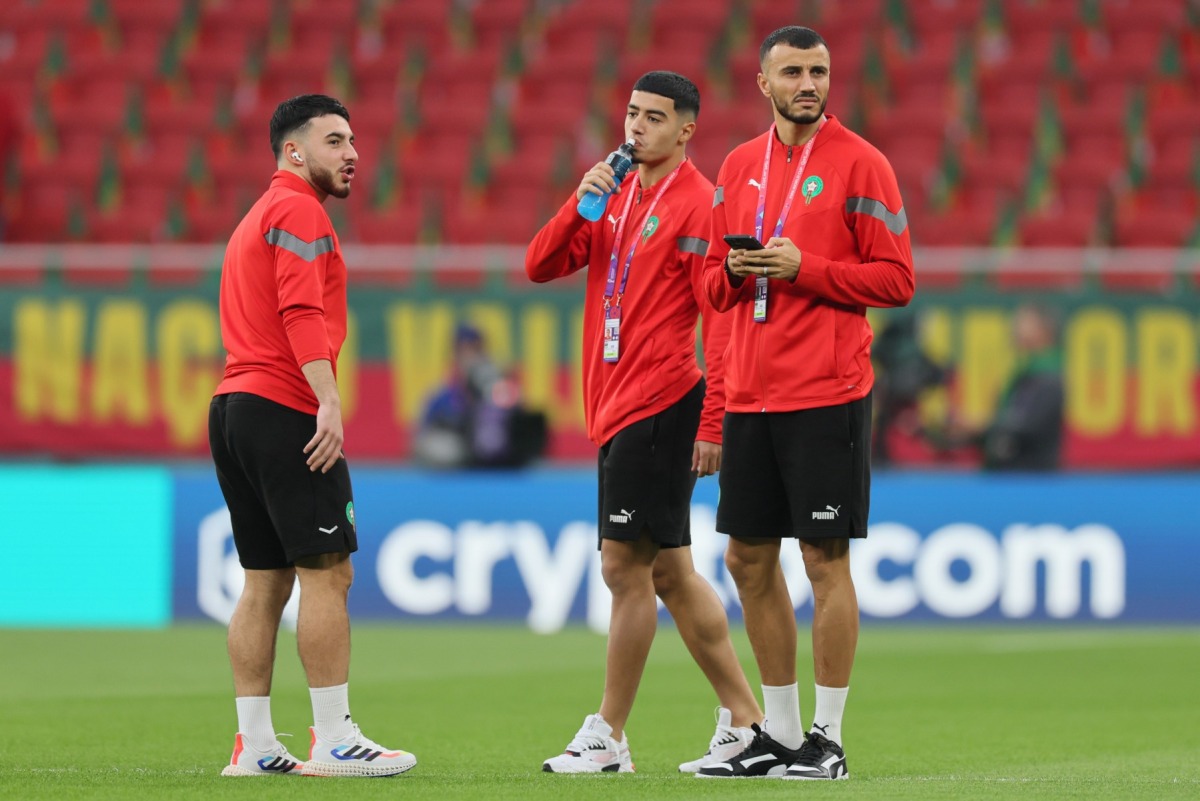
<box><xmin>268</xmin><ymin>732</ymin><xmax>298</xmax><ymax>757</ymax></box>
<box><xmin>707</xmin><ymin>724</ymin><xmax>741</xmax><ymax>752</ymax></box>
<box><xmin>740</xmin><ymin>723</ymin><xmax>776</xmax><ymax>756</ymax></box>
<box><xmin>564</xmin><ymin>730</ymin><xmax>612</xmax><ymax>755</ymax></box>
<box><xmin>793</xmin><ymin>731</ymin><xmax>834</xmax><ymax>766</ymax></box>
<box><xmin>347</xmin><ymin>724</ymin><xmax>389</xmax><ymax>752</ymax></box>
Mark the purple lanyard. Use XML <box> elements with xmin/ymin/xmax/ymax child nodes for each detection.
<box><xmin>754</xmin><ymin>120</ymin><xmax>824</xmax><ymax>242</ymax></box>
<box><xmin>603</xmin><ymin>162</ymin><xmax>684</xmax><ymax>309</ymax></box>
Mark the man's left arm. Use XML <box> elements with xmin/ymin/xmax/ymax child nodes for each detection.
<box><xmin>742</xmin><ymin>151</ymin><xmax>916</xmax><ymax>308</ymax></box>
<box><xmin>795</xmin><ymin>151</ymin><xmax>915</xmax><ymax>307</ymax></box>
<box><xmin>683</xmin><ymin>207</ymin><xmax>730</xmax><ymax>476</ymax></box>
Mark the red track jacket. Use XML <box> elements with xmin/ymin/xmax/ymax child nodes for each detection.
<box><xmin>215</xmin><ymin>170</ymin><xmax>347</xmax><ymax>414</ymax></box>
<box><xmin>703</xmin><ymin>116</ymin><xmax>914</xmax><ymax>412</ymax></box>
<box><xmin>526</xmin><ymin>158</ymin><xmax>730</xmax><ymax>446</ymax></box>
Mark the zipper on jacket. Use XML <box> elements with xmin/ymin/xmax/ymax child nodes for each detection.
<box><xmin>787</xmin><ymin>146</ymin><xmax>793</xmax><ymax>163</ymax></box>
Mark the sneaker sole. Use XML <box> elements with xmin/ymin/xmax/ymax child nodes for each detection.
<box><xmin>301</xmin><ymin>757</ymin><xmax>416</xmax><ymax>778</ymax></box>
<box><xmin>542</xmin><ymin>762</ymin><xmax>624</xmax><ymax>773</ymax></box>
<box><xmin>220</xmin><ymin>764</ymin><xmax>305</xmax><ymax>777</ymax></box>
<box><xmin>781</xmin><ymin>772</ymin><xmax>850</xmax><ymax>781</ymax></box>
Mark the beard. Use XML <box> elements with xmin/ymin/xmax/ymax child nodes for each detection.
<box><xmin>772</xmin><ymin>91</ymin><xmax>827</xmax><ymax>125</ymax></box>
<box><xmin>310</xmin><ymin>162</ymin><xmax>351</xmax><ymax>199</ymax></box>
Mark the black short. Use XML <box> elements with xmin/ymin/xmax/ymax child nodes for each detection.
<box><xmin>597</xmin><ymin>379</ymin><xmax>705</xmax><ymax>548</ymax></box>
<box><xmin>717</xmin><ymin>393</ymin><xmax>872</xmax><ymax>539</ymax></box>
<box><xmin>208</xmin><ymin>392</ymin><xmax>358</xmax><ymax>569</ymax></box>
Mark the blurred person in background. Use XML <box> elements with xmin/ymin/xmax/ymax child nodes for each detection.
<box><xmin>870</xmin><ymin>312</ymin><xmax>948</xmax><ymax>466</ymax></box>
<box><xmin>208</xmin><ymin>94</ymin><xmax>416</xmax><ymax>778</ymax></box>
<box><xmin>945</xmin><ymin>303</ymin><xmax>1064</xmax><ymax>470</ymax></box>
<box><xmin>700</xmin><ymin>27</ymin><xmax>914</xmax><ymax>780</ymax></box>
<box><xmin>526</xmin><ymin>71</ymin><xmax>763</xmax><ymax>775</ymax></box>
<box><xmin>414</xmin><ymin>322</ymin><xmax>547</xmax><ymax>468</ymax></box>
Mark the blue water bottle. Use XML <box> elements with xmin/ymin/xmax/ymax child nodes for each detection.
<box><xmin>577</xmin><ymin>139</ymin><xmax>636</xmax><ymax>222</ymax></box>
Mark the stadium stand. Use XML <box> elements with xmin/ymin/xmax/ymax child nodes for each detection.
<box><xmin>0</xmin><ymin>0</ymin><xmax>1196</xmax><ymax>249</ymax></box>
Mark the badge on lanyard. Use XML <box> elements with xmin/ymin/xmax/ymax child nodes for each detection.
<box><xmin>752</xmin><ymin>120</ymin><xmax>823</xmax><ymax>324</ymax></box>
<box><xmin>603</xmin><ymin>305</ymin><xmax>621</xmax><ymax>362</ymax></box>
<box><xmin>600</xmin><ymin>162</ymin><xmax>685</xmax><ymax>362</ymax></box>
<box><xmin>753</xmin><ymin>277</ymin><xmax>768</xmax><ymax>322</ymax></box>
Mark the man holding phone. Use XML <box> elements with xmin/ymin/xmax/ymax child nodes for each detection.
<box><xmin>527</xmin><ymin>70</ymin><xmax>762</xmax><ymax>774</ymax></box>
<box><xmin>699</xmin><ymin>27</ymin><xmax>914</xmax><ymax>780</ymax></box>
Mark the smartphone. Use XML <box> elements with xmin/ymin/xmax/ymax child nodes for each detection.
<box><xmin>723</xmin><ymin>234</ymin><xmax>764</xmax><ymax>250</ymax></box>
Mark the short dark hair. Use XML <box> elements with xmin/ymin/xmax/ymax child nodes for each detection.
<box><xmin>631</xmin><ymin>71</ymin><xmax>701</xmax><ymax>119</ymax></box>
<box><xmin>759</xmin><ymin>26</ymin><xmax>828</xmax><ymax>65</ymax></box>
<box><xmin>269</xmin><ymin>94</ymin><xmax>351</xmax><ymax>159</ymax></box>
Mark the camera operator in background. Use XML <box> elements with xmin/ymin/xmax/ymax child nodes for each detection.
<box><xmin>871</xmin><ymin>312</ymin><xmax>948</xmax><ymax>467</ymax></box>
<box><xmin>943</xmin><ymin>303</ymin><xmax>1064</xmax><ymax>471</ymax></box>
<box><xmin>414</xmin><ymin>323</ymin><xmax>546</xmax><ymax>469</ymax></box>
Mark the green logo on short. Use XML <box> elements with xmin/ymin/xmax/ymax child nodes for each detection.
<box><xmin>642</xmin><ymin>215</ymin><xmax>659</xmax><ymax>239</ymax></box>
<box><xmin>346</xmin><ymin>502</ymin><xmax>355</xmax><ymax>528</ymax></box>
<box><xmin>803</xmin><ymin>175</ymin><xmax>824</xmax><ymax>205</ymax></box>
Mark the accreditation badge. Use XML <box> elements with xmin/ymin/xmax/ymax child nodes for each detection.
<box><xmin>753</xmin><ymin>276</ymin><xmax>768</xmax><ymax>323</ymax></box>
<box><xmin>603</xmin><ymin>307</ymin><xmax>621</xmax><ymax>362</ymax></box>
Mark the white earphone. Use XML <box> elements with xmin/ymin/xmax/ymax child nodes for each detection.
<box><xmin>291</xmin><ymin>152</ymin><xmax>304</xmax><ymax>163</ymax></box>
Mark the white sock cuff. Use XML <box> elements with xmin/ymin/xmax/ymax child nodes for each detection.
<box><xmin>761</xmin><ymin>682</ymin><xmax>804</xmax><ymax>750</ymax></box>
<box><xmin>310</xmin><ymin>683</ymin><xmax>352</xmax><ymax>741</ymax></box>
<box><xmin>234</xmin><ymin>695</ymin><xmax>275</xmax><ymax>750</ymax></box>
<box><xmin>811</xmin><ymin>684</ymin><xmax>849</xmax><ymax>745</ymax></box>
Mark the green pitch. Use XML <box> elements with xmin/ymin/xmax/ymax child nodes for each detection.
<box><xmin>1</xmin><ymin>625</ymin><xmax>1196</xmax><ymax>800</ymax></box>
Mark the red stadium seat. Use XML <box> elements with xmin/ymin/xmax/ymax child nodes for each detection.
<box><xmin>380</xmin><ymin>0</ymin><xmax>452</xmax><ymax>52</ymax></box>
<box><xmin>1016</xmin><ymin>211</ymin><xmax>1097</xmax><ymax>248</ymax></box>
<box><xmin>470</xmin><ymin>0</ymin><xmax>532</xmax><ymax>49</ymax></box>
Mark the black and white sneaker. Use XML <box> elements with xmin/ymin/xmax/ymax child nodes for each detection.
<box><xmin>695</xmin><ymin>723</ymin><xmax>802</xmax><ymax>778</ymax></box>
<box><xmin>782</xmin><ymin>731</ymin><xmax>849</xmax><ymax>780</ymax></box>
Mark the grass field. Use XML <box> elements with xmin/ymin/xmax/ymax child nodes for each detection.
<box><xmin>1</xmin><ymin>624</ymin><xmax>1197</xmax><ymax>800</ymax></box>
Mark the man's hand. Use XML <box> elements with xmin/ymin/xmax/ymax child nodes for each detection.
<box><xmin>304</xmin><ymin>400</ymin><xmax>344</xmax><ymax>473</ymax></box>
<box><xmin>576</xmin><ymin>161</ymin><xmax>620</xmax><ymax>201</ymax></box>
<box><xmin>692</xmin><ymin>440</ymin><xmax>722</xmax><ymax>477</ymax></box>
<box><xmin>300</xmin><ymin>359</ymin><xmax>344</xmax><ymax>473</ymax></box>
<box><xmin>729</xmin><ymin>237</ymin><xmax>803</xmax><ymax>281</ymax></box>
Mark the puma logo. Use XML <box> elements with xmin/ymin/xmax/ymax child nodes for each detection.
<box><xmin>811</xmin><ymin>505</ymin><xmax>841</xmax><ymax>521</ymax></box>
<box><xmin>607</xmin><ymin>213</ymin><xmax>618</xmax><ymax>231</ymax></box>
<box><xmin>608</xmin><ymin>508</ymin><xmax>636</xmax><ymax>524</ymax></box>
<box><xmin>748</xmin><ymin>178</ymin><xmax>762</xmax><ymax>189</ymax></box>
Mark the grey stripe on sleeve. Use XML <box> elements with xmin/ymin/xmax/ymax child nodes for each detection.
<box><xmin>677</xmin><ymin>236</ymin><xmax>709</xmax><ymax>256</ymax></box>
<box><xmin>713</xmin><ymin>186</ymin><xmax>724</xmax><ymax>207</ymax></box>
<box><xmin>264</xmin><ymin>228</ymin><xmax>336</xmax><ymax>262</ymax></box>
<box><xmin>845</xmin><ymin>197</ymin><xmax>908</xmax><ymax>236</ymax></box>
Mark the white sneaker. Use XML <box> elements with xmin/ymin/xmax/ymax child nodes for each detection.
<box><xmin>302</xmin><ymin>724</ymin><xmax>417</xmax><ymax>777</ymax></box>
<box><xmin>542</xmin><ymin>713</ymin><xmax>635</xmax><ymax>773</ymax></box>
<box><xmin>678</xmin><ymin>707</ymin><xmax>756</xmax><ymax>773</ymax></box>
<box><xmin>219</xmin><ymin>732</ymin><xmax>304</xmax><ymax>776</ymax></box>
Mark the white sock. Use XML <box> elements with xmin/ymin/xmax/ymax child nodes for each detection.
<box><xmin>234</xmin><ymin>696</ymin><xmax>276</xmax><ymax>750</ymax></box>
<box><xmin>310</xmin><ymin>683</ymin><xmax>353</xmax><ymax>741</ymax></box>
<box><xmin>811</xmin><ymin>684</ymin><xmax>849</xmax><ymax>745</ymax></box>
<box><xmin>761</xmin><ymin>683</ymin><xmax>805</xmax><ymax>750</ymax></box>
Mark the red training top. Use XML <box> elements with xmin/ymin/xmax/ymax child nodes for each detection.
<box><xmin>704</xmin><ymin>116</ymin><xmax>915</xmax><ymax>413</ymax></box>
<box><xmin>526</xmin><ymin>158</ymin><xmax>731</xmax><ymax>446</ymax></box>
<box><xmin>214</xmin><ymin>170</ymin><xmax>348</xmax><ymax>414</ymax></box>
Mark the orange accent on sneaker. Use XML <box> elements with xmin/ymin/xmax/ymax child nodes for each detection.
<box><xmin>231</xmin><ymin>733</ymin><xmax>244</xmax><ymax>764</ymax></box>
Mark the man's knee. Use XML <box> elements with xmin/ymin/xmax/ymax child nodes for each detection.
<box><xmin>724</xmin><ymin>539</ymin><xmax>777</xmax><ymax>587</ymax></box>
<box><xmin>295</xmin><ymin>551</ymin><xmax>354</xmax><ymax>593</ymax></box>
<box><xmin>651</xmin><ymin>556</ymin><xmax>688</xmax><ymax>600</ymax></box>
<box><xmin>241</xmin><ymin>567</ymin><xmax>296</xmax><ymax>609</ymax></box>
<box><xmin>600</xmin><ymin>538</ymin><xmax>655</xmax><ymax>595</ymax></box>
<box><xmin>800</xmin><ymin>539</ymin><xmax>850</xmax><ymax>587</ymax></box>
